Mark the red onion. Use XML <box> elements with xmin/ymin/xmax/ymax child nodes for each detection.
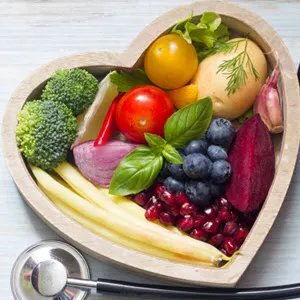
<box><xmin>254</xmin><ymin>63</ymin><xmax>283</xmax><ymax>134</ymax></box>
<box><xmin>73</xmin><ymin>140</ymin><xmax>138</xmax><ymax>188</ymax></box>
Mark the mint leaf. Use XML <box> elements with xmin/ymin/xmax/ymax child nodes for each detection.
<box><xmin>162</xmin><ymin>144</ymin><xmax>183</xmax><ymax>164</ymax></box>
<box><xmin>164</xmin><ymin>97</ymin><xmax>213</xmax><ymax>148</ymax></box>
<box><xmin>110</xmin><ymin>69</ymin><xmax>153</xmax><ymax>92</ymax></box>
<box><xmin>109</xmin><ymin>147</ymin><xmax>163</xmax><ymax>195</ymax></box>
<box><xmin>144</xmin><ymin>133</ymin><xmax>166</xmax><ymax>153</ymax></box>
<box><xmin>200</xmin><ymin>12</ymin><xmax>221</xmax><ymax>32</ymax></box>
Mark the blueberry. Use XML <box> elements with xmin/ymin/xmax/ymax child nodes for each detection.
<box><xmin>207</xmin><ymin>145</ymin><xmax>228</xmax><ymax>162</ymax></box>
<box><xmin>206</xmin><ymin>118</ymin><xmax>235</xmax><ymax>149</ymax></box>
<box><xmin>167</xmin><ymin>151</ymin><xmax>187</xmax><ymax>180</ymax></box>
<box><xmin>184</xmin><ymin>138</ymin><xmax>208</xmax><ymax>155</ymax></box>
<box><xmin>164</xmin><ymin>177</ymin><xmax>185</xmax><ymax>192</ymax></box>
<box><xmin>209</xmin><ymin>181</ymin><xmax>225</xmax><ymax>198</ymax></box>
<box><xmin>183</xmin><ymin>153</ymin><xmax>212</xmax><ymax>179</ymax></box>
<box><xmin>185</xmin><ymin>180</ymin><xmax>211</xmax><ymax>207</ymax></box>
<box><xmin>159</xmin><ymin>160</ymin><xmax>171</xmax><ymax>179</ymax></box>
<box><xmin>210</xmin><ymin>160</ymin><xmax>231</xmax><ymax>183</ymax></box>
<box><xmin>176</xmin><ymin>148</ymin><xmax>186</xmax><ymax>158</ymax></box>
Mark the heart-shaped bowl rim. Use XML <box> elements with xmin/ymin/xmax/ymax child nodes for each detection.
<box><xmin>2</xmin><ymin>1</ymin><xmax>300</xmax><ymax>287</ymax></box>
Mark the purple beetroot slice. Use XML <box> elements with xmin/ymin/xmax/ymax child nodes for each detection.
<box><xmin>225</xmin><ymin>114</ymin><xmax>275</xmax><ymax>213</ymax></box>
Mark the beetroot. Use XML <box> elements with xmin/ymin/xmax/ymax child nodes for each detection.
<box><xmin>225</xmin><ymin>114</ymin><xmax>275</xmax><ymax>213</ymax></box>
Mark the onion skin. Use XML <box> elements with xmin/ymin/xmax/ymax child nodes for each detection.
<box><xmin>73</xmin><ymin>140</ymin><xmax>139</xmax><ymax>187</ymax></box>
<box><xmin>254</xmin><ymin>64</ymin><xmax>283</xmax><ymax>134</ymax></box>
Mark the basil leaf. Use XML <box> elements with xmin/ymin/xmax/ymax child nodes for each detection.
<box><xmin>144</xmin><ymin>133</ymin><xmax>166</xmax><ymax>153</ymax></box>
<box><xmin>109</xmin><ymin>146</ymin><xmax>163</xmax><ymax>195</ymax></box>
<box><xmin>162</xmin><ymin>144</ymin><xmax>183</xmax><ymax>164</ymax></box>
<box><xmin>164</xmin><ymin>97</ymin><xmax>213</xmax><ymax>148</ymax></box>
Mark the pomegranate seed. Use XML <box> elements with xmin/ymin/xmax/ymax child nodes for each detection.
<box><xmin>155</xmin><ymin>184</ymin><xmax>166</xmax><ymax>199</ymax></box>
<box><xmin>209</xmin><ymin>234</ymin><xmax>224</xmax><ymax>247</ymax></box>
<box><xmin>204</xmin><ymin>207</ymin><xmax>216</xmax><ymax>219</ymax></box>
<box><xmin>190</xmin><ymin>229</ymin><xmax>208</xmax><ymax>241</ymax></box>
<box><xmin>145</xmin><ymin>205</ymin><xmax>159</xmax><ymax>221</ymax></box>
<box><xmin>202</xmin><ymin>220</ymin><xmax>219</xmax><ymax>234</ymax></box>
<box><xmin>180</xmin><ymin>203</ymin><xmax>198</xmax><ymax>216</ymax></box>
<box><xmin>220</xmin><ymin>248</ymin><xmax>230</xmax><ymax>256</ymax></box>
<box><xmin>218</xmin><ymin>208</ymin><xmax>232</xmax><ymax>222</ymax></box>
<box><xmin>133</xmin><ymin>192</ymin><xmax>148</xmax><ymax>206</ymax></box>
<box><xmin>168</xmin><ymin>205</ymin><xmax>180</xmax><ymax>217</ymax></box>
<box><xmin>155</xmin><ymin>201</ymin><xmax>164</xmax><ymax>214</ymax></box>
<box><xmin>177</xmin><ymin>215</ymin><xmax>194</xmax><ymax>232</ymax></box>
<box><xmin>194</xmin><ymin>214</ymin><xmax>207</xmax><ymax>228</ymax></box>
<box><xmin>235</xmin><ymin>227</ymin><xmax>249</xmax><ymax>244</ymax></box>
<box><xmin>175</xmin><ymin>191</ymin><xmax>189</xmax><ymax>206</ymax></box>
<box><xmin>231</xmin><ymin>210</ymin><xmax>239</xmax><ymax>222</ymax></box>
<box><xmin>161</xmin><ymin>190</ymin><xmax>175</xmax><ymax>206</ymax></box>
<box><xmin>216</xmin><ymin>197</ymin><xmax>230</xmax><ymax>208</ymax></box>
<box><xmin>145</xmin><ymin>196</ymin><xmax>158</xmax><ymax>209</ymax></box>
<box><xmin>223</xmin><ymin>238</ymin><xmax>238</xmax><ymax>255</ymax></box>
<box><xmin>159</xmin><ymin>212</ymin><xmax>175</xmax><ymax>226</ymax></box>
<box><xmin>223</xmin><ymin>221</ymin><xmax>238</xmax><ymax>236</ymax></box>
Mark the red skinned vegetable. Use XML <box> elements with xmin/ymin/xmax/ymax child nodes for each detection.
<box><xmin>115</xmin><ymin>85</ymin><xmax>174</xmax><ymax>143</ymax></box>
<box><xmin>94</xmin><ymin>93</ymin><xmax>124</xmax><ymax>147</ymax></box>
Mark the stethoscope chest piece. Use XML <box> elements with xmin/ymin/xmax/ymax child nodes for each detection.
<box><xmin>11</xmin><ymin>240</ymin><xmax>89</xmax><ymax>300</ymax></box>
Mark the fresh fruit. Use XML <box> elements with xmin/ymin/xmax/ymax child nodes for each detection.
<box><xmin>209</xmin><ymin>234</ymin><xmax>225</xmax><ymax>247</ymax></box>
<box><xmin>225</xmin><ymin>114</ymin><xmax>275</xmax><ymax>213</ymax></box>
<box><xmin>235</xmin><ymin>227</ymin><xmax>249</xmax><ymax>245</ymax></box>
<box><xmin>180</xmin><ymin>203</ymin><xmax>198</xmax><ymax>217</ymax></box>
<box><xmin>175</xmin><ymin>191</ymin><xmax>189</xmax><ymax>206</ymax></box>
<box><xmin>206</xmin><ymin>118</ymin><xmax>235</xmax><ymax>149</ymax></box>
<box><xmin>202</xmin><ymin>220</ymin><xmax>220</xmax><ymax>234</ymax></box>
<box><xmin>164</xmin><ymin>177</ymin><xmax>185</xmax><ymax>192</ymax></box>
<box><xmin>115</xmin><ymin>85</ymin><xmax>174</xmax><ymax>143</ymax></box>
<box><xmin>183</xmin><ymin>153</ymin><xmax>212</xmax><ymax>179</ymax></box>
<box><xmin>160</xmin><ymin>190</ymin><xmax>175</xmax><ymax>206</ymax></box>
<box><xmin>177</xmin><ymin>215</ymin><xmax>194</xmax><ymax>232</ymax></box>
<box><xmin>191</xmin><ymin>38</ymin><xmax>267</xmax><ymax>120</ymax></box>
<box><xmin>210</xmin><ymin>160</ymin><xmax>232</xmax><ymax>184</ymax></box>
<box><xmin>223</xmin><ymin>221</ymin><xmax>238</xmax><ymax>236</ymax></box>
<box><xmin>168</xmin><ymin>161</ymin><xmax>187</xmax><ymax>180</ymax></box>
<box><xmin>167</xmin><ymin>85</ymin><xmax>198</xmax><ymax>109</ymax></box>
<box><xmin>223</xmin><ymin>238</ymin><xmax>238</xmax><ymax>255</ymax></box>
<box><xmin>144</xmin><ymin>34</ymin><xmax>198</xmax><ymax>89</ymax></box>
<box><xmin>185</xmin><ymin>181</ymin><xmax>211</xmax><ymax>207</ymax></box>
<box><xmin>159</xmin><ymin>212</ymin><xmax>175</xmax><ymax>226</ymax></box>
<box><xmin>204</xmin><ymin>207</ymin><xmax>217</xmax><ymax>220</ymax></box>
<box><xmin>194</xmin><ymin>214</ymin><xmax>208</xmax><ymax>228</ymax></box>
<box><xmin>207</xmin><ymin>145</ymin><xmax>228</xmax><ymax>161</ymax></box>
<box><xmin>184</xmin><ymin>138</ymin><xmax>208</xmax><ymax>155</ymax></box>
<box><xmin>158</xmin><ymin>161</ymin><xmax>171</xmax><ymax>179</ymax></box>
<box><xmin>133</xmin><ymin>192</ymin><xmax>149</xmax><ymax>206</ymax></box>
<box><xmin>191</xmin><ymin>229</ymin><xmax>208</xmax><ymax>241</ymax></box>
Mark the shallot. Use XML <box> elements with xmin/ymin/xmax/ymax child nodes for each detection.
<box><xmin>254</xmin><ymin>63</ymin><xmax>283</xmax><ymax>133</ymax></box>
<box><xmin>73</xmin><ymin>140</ymin><xmax>138</xmax><ymax>187</ymax></box>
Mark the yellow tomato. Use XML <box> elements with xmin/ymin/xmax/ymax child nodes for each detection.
<box><xmin>144</xmin><ymin>34</ymin><xmax>198</xmax><ymax>90</ymax></box>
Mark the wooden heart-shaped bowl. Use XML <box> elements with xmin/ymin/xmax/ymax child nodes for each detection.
<box><xmin>2</xmin><ymin>1</ymin><xmax>300</xmax><ymax>287</ymax></box>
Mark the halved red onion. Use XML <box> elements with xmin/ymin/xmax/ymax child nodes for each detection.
<box><xmin>73</xmin><ymin>140</ymin><xmax>138</xmax><ymax>188</ymax></box>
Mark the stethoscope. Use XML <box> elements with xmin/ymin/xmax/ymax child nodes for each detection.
<box><xmin>10</xmin><ymin>240</ymin><xmax>300</xmax><ymax>300</ymax></box>
<box><xmin>10</xmin><ymin>66</ymin><xmax>300</xmax><ymax>300</ymax></box>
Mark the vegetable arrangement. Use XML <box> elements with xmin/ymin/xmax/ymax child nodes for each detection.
<box><xmin>15</xmin><ymin>11</ymin><xmax>283</xmax><ymax>267</ymax></box>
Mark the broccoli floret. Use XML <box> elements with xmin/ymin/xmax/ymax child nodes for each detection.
<box><xmin>16</xmin><ymin>100</ymin><xmax>77</xmax><ymax>170</ymax></box>
<box><xmin>41</xmin><ymin>69</ymin><xmax>98</xmax><ymax>116</ymax></box>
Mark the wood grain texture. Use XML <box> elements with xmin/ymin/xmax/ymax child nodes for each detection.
<box><xmin>1</xmin><ymin>0</ymin><xmax>300</xmax><ymax>299</ymax></box>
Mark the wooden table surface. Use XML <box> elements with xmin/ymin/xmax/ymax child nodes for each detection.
<box><xmin>1</xmin><ymin>1</ymin><xmax>300</xmax><ymax>299</ymax></box>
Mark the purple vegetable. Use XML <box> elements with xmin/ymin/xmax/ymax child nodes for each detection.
<box><xmin>73</xmin><ymin>140</ymin><xmax>138</xmax><ymax>187</ymax></box>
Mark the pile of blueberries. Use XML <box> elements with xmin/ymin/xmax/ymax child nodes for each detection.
<box><xmin>160</xmin><ymin>118</ymin><xmax>235</xmax><ymax>207</ymax></box>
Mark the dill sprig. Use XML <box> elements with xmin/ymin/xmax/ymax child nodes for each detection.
<box><xmin>212</xmin><ymin>38</ymin><xmax>260</xmax><ymax>95</ymax></box>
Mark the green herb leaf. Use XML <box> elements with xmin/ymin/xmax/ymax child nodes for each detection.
<box><xmin>162</xmin><ymin>144</ymin><xmax>183</xmax><ymax>164</ymax></box>
<box><xmin>171</xmin><ymin>12</ymin><xmax>229</xmax><ymax>60</ymax></box>
<box><xmin>164</xmin><ymin>97</ymin><xmax>213</xmax><ymax>148</ymax></box>
<box><xmin>144</xmin><ymin>133</ymin><xmax>166</xmax><ymax>153</ymax></box>
<box><xmin>109</xmin><ymin>147</ymin><xmax>163</xmax><ymax>195</ymax></box>
<box><xmin>110</xmin><ymin>69</ymin><xmax>153</xmax><ymax>92</ymax></box>
<box><xmin>200</xmin><ymin>12</ymin><xmax>221</xmax><ymax>32</ymax></box>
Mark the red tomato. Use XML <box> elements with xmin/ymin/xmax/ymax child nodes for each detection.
<box><xmin>115</xmin><ymin>85</ymin><xmax>174</xmax><ymax>143</ymax></box>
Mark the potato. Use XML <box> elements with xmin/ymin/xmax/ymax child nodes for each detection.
<box><xmin>192</xmin><ymin>38</ymin><xmax>267</xmax><ymax>120</ymax></box>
